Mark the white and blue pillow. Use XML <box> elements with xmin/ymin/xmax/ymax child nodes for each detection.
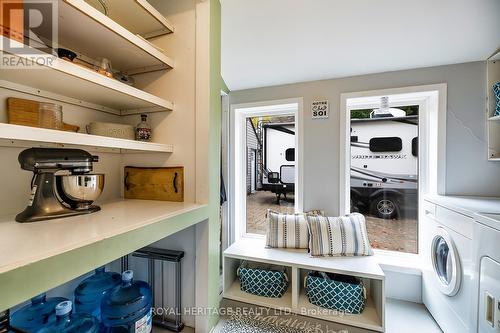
<box><xmin>306</xmin><ymin>213</ymin><xmax>373</xmax><ymax>257</ymax></box>
<box><xmin>265</xmin><ymin>210</ymin><xmax>309</xmax><ymax>249</ymax></box>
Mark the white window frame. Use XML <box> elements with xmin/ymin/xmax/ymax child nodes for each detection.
<box><xmin>230</xmin><ymin>98</ymin><xmax>304</xmax><ymax>241</ymax></box>
<box><xmin>339</xmin><ymin>84</ymin><xmax>447</xmax><ymax>264</ymax></box>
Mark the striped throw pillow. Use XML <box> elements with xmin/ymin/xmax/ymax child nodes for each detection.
<box><xmin>306</xmin><ymin>213</ymin><xmax>373</xmax><ymax>257</ymax></box>
<box><xmin>265</xmin><ymin>210</ymin><xmax>309</xmax><ymax>249</ymax></box>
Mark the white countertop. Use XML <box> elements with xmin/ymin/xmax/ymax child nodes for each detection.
<box><xmin>0</xmin><ymin>199</ymin><xmax>206</xmax><ymax>274</ymax></box>
<box><xmin>474</xmin><ymin>212</ymin><xmax>500</xmax><ymax>231</ymax></box>
<box><xmin>424</xmin><ymin>194</ymin><xmax>500</xmax><ymax>230</ymax></box>
<box><xmin>424</xmin><ymin>195</ymin><xmax>500</xmax><ymax>217</ymax></box>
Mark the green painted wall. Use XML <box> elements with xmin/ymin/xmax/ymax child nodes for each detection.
<box><xmin>207</xmin><ymin>0</ymin><xmax>223</xmax><ymax>329</ymax></box>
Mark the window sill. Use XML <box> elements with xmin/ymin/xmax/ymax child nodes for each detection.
<box><xmin>373</xmin><ymin>249</ymin><xmax>422</xmax><ymax>276</ymax></box>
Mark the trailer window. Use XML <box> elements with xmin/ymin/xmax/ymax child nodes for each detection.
<box><xmin>285</xmin><ymin>148</ymin><xmax>295</xmax><ymax>161</ymax></box>
<box><xmin>412</xmin><ymin>137</ymin><xmax>418</xmax><ymax>157</ymax></box>
<box><xmin>369</xmin><ymin>137</ymin><xmax>402</xmax><ymax>152</ymax></box>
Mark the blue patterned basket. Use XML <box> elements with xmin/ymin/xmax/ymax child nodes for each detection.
<box><xmin>305</xmin><ymin>271</ymin><xmax>366</xmax><ymax>314</ymax></box>
<box><xmin>237</xmin><ymin>261</ymin><xmax>288</xmax><ymax>298</ymax></box>
<box><xmin>493</xmin><ymin>82</ymin><xmax>500</xmax><ymax>117</ymax></box>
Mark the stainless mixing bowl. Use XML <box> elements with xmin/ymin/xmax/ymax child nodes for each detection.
<box><xmin>57</xmin><ymin>174</ymin><xmax>105</xmax><ymax>209</ymax></box>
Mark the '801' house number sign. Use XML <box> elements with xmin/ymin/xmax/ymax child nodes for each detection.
<box><xmin>311</xmin><ymin>100</ymin><xmax>329</xmax><ymax>119</ymax></box>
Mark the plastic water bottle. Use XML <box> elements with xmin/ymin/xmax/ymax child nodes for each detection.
<box><xmin>36</xmin><ymin>301</ymin><xmax>99</xmax><ymax>333</ymax></box>
<box><xmin>101</xmin><ymin>270</ymin><xmax>153</xmax><ymax>333</ymax></box>
<box><xmin>10</xmin><ymin>293</ymin><xmax>68</xmax><ymax>332</ymax></box>
<box><xmin>74</xmin><ymin>266</ymin><xmax>121</xmax><ymax>319</ymax></box>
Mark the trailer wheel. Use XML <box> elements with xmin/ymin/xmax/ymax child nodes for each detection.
<box><xmin>370</xmin><ymin>196</ymin><xmax>399</xmax><ymax>219</ymax></box>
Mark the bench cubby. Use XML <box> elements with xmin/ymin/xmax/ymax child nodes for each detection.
<box><xmin>223</xmin><ymin>238</ymin><xmax>385</xmax><ymax>332</ymax></box>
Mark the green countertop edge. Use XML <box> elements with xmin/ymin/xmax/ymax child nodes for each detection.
<box><xmin>0</xmin><ymin>204</ymin><xmax>209</xmax><ymax>311</ymax></box>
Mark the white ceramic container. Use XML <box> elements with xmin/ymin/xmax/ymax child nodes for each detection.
<box><xmin>86</xmin><ymin>122</ymin><xmax>135</xmax><ymax>140</ymax></box>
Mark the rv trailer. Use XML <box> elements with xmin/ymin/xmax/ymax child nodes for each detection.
<box><xmin>350</xmin><ymin>115</ymin><xmax>418</xmax><ymax>219</ymax></box>
<box><xmin>261</xmin><ymin>122</ymin><xmax>295</xmax><ymax>203</ymax></box>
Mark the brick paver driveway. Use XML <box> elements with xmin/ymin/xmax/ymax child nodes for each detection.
<box><xmin>246</xmin><ymin>190</ymin><xmax>417</xmax><ymax>253</ymax></box>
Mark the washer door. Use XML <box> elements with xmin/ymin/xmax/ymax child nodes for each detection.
<box><xmin>431</xmin><ymin>227</ymin><xmax>462</xmax><ymax>296</ymax></box>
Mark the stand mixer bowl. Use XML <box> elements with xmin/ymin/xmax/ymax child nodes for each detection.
<box><xmin>57</xmin><ymin>174</ymin><xmax>105</xmax><ymax>209</ymax></box>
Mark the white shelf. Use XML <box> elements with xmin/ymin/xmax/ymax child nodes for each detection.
<box><xmin>224</xmin><ymin>280</ymin><xmax>293</xmax><ymax>311</ymax></box>
<box><xmin>90</xmin><ymin>0</ymin><xmax>175</xmax><ymax>38</ymax></box>
<box><xmin>224</xmin><ymin>238</ymin><xmax>385</xmax><ymax>279</ymax></box>
<box><xmin>489</xmin><ymin>49</ymin><xmax>500</xmax><ymax>61</ymax></box>
<box><xmin>488</xmin><ymin>115</ymin><xmax>500</xmax><ymax>121</ymax></box>
<box><xmin>0</xmin><ymin>123</ymin><xmax>173</xmax><ymax>153</ymax></box>
<box><xmin>60</xmin><ymin>0</ymin><xmax>173</xmax><ymax>73</ymax></box>
<box><xmin>0</xmin><ymin>37</ymin><xmax>173</xmax><ymax>115</ymax></box>
<box><xmin>223</xmin><ymin>238</ymin><xmax>385</xmax><ymax>332</ymax></box>
<box><xmin>0</xmin><ymin>200</ymin><xmax>206</xmax><ymax>275</ymax></box>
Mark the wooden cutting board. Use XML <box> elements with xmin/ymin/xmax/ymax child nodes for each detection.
<box><xmin>7</xmin><ymin>97</ymin><xmax>80</xmax><ymax>132</ymax></box>
<box><xmin>124</xmin><ymin>166</ymin><xmax>184</xmax><ymax>202</ymax></box>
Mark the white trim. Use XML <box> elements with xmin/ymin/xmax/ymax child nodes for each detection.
<box><xmin>374</xmin><ymin>249</ymin><xmax>422</xmax><ymax>276</ymax></box>
<box><xmin>230</xmin><ymin>98</ymin><xmax>304</xmax><ymax>241</ymax></box>
<box><xmin>339</xmin><ymin>84</ymin><xmax>447</xmax><ymax>259</ymax></box>
<box><xmin>221</xmin><ymin>93</ymin><xmax>231</xmax><ymax>248</ymax></box>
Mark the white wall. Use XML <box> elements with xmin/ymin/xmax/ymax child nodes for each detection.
<box><xmin>230</xmin><ymin>62</ymin><xmax>500</xmax><ymax>215</ymax></box>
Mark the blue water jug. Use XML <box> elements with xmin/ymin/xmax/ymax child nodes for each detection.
<box><xmin>10</xmin><ymin>293</ymin><xmax>68</xmax><ymax>332</ymax></box>
<box><xmin>75</xmin><ymin>266</ymin><xmax>121</xmax><ymax>319</ymax></box>
<box><xmin>36</xmin><ymin>301</ymin><xmax>100</xmax><ymax>333</ymax></box>
<box><xmin>101</xmin><ymin>270</ymin><xmax>153</xmax><ymax>333</ymax></box>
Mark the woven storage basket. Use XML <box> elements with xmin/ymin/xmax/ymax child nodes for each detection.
<box><xmin>237</xmin><ymin>261</ymin><xmax>288</xmax><ymax>298</ymax></box>
<box><xmin>305</xmin><ymin>271</ymin><xmax>366</xmax><ymax>314</ymax></box>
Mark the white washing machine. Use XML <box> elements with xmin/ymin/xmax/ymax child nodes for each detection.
<box><xmin>474</xmin><ymin>212</ymin><xmax>500</xmax><ymax>333</ymax></box>
<box><xmin>422</xmin><ymin>199</ymin><xmax>476</xmax><ymax>333</ymax></box>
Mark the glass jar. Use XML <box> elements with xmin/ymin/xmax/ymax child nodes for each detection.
<box><xmin>38</xmin><ymin>103</ymin><xmax>63</xmax><ymax>130</ymax></box>
<box><xmin>135</xmin><ymin>114</ymin><xmax>152</xmax><ymax>142</ymax></box>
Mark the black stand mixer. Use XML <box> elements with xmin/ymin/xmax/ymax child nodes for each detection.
<box><xmin>16</xmin><ymin>148</ymin><xmax>105</xmax><ymax>223</ymax></box>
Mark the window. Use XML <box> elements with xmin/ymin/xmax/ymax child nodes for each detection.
<box><xmin>245</xmin><ymin>114</ymin><xmax>296</xmax><ymax>235</ymax></box>
<box><xmin>369</xmin><ymin>137</ymin><xmax>403</xmax><ymax>152</ymax></box>
<box><xmin>231</xmin><ymin>99</ymin><xmax>302</xmax><ymax>240</ymax></box>
<box><xmin>412</xmin><ymin>137</ymin><xmax>418</xmax><ymax>157</ymax></box>
<box><xmin>349</xmin><ymin>104</ymin><xmax>419</xmax><ymax>254</ymax></box>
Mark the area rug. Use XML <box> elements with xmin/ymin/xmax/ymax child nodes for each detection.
<box><xmin>221</xmin><ymin>315</ymin><xmax>305</xmax><ymax>333</ymax></box>
<box><xmin>218</xmin><ymin>299</ymin><xmax>374</xmax><ymax>333</ymax></box>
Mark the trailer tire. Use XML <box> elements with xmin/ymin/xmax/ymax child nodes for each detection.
<box><xmin>370</xmin><ymin>195</ymin><xmax>399</xmax><ymax>219</ymax></box>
